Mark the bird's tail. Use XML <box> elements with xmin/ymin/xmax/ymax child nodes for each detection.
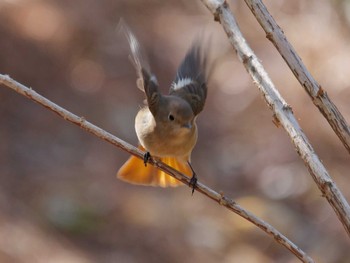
<box><xmin>117</xmin><ymin>146</ymin><xmax>191</xmax><ymax>187</ymax></box>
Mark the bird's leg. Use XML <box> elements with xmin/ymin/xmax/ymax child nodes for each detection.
<box><xmin>143</xmin><ymin>151</ymin><xmax>151</xmax><ymax>167</ymax></box>
<box><xmin>187</xmin><ymin>161</ymin><xmax>197</xmax><ymax>195</ymax></box>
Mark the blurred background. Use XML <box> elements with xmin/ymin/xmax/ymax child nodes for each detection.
<box><xmin>1</xmin><ymin>0</ymin><xmax>350</xmax><ymax>262</ymax></box>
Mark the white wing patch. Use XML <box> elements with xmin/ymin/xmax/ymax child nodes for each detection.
<box><xmin>171</xmin><ymin>77</ymin><xmax>193</xmax><ymax>91</ymax></box>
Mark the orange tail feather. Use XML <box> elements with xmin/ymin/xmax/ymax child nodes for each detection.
<box><xmin>117</xmin><ymin>148</ymin><xmax>191</xmax><ymax>187</ymax></box>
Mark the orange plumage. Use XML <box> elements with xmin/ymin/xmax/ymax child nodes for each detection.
<box><xmin>117</xmin><ymin>147</ymin><xmax>191</xmax><ymax>187</ymax></box>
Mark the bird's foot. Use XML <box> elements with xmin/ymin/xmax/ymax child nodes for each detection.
<box><xmin>188</xmin><ymin>161</ymin><xmax>197</xmax><ymax>195</ymax></box>
<box><xmin>143</xmin><ymin>151</ymin><xmax>151</xmax><ymax>167</ymax></box>
<box><xmin>189</xmin><ymin>174</ymin><xmax>197</xmax><ymax>195</ymax></box>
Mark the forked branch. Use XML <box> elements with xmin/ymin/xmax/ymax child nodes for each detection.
<box><xmin>200</xmin><ymin>0</ymin><xmax>350</xmax><ymax>236</ymax></box>
<box><xmin>244</xmin><ymin>0</ymin><xmax>350</xmax><ymax>154</ymax></box>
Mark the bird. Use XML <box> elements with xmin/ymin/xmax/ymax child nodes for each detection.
<box><xmin>117</xmin><ymin>22</ymin><xmax>209</xmax><ymax>192</ymax></box>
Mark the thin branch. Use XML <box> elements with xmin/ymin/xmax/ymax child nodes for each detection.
<box><xmin>200</xmin><ymin>0</ymin><xmax>350</xmax><ymax>236</ymax></box>
<box><xmin>244</xmin><ymin>0</ymin><xmax>350</xmax><ymax>154</ymax></box>
<box><xmin>0</xmin><ymin>73</ymin><xmax>313</xmax><ymax>262</ymax></box>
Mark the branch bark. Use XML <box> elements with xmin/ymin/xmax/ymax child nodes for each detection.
<box><xmin>0</xmin><ymin>73</ymin><xmax>313</xmax><ymax>262</ymax></box>
<box><xmin>200</xmin><ymin>0</ymin><xmax>350</xmax><ymax>236</ymax></box>
<box><xmin>244</xmin><ymin>0</ymin><xmax>350</xmax><ymax>154</ymax></box>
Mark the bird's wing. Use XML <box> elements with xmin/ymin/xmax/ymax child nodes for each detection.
<box><xmin>169</xmin><ymin>42</ymin><xmax>208</xmax><ymax>116</ymax></box>
<box><xmin>118</xmin><ymin>20</ymin><xmax>160</xmax><ymax>115</ymax></box>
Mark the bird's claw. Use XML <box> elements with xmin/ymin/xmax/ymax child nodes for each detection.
<box><xmin>189</xmin><ymin>174</ymin><xmax>197</xmax><ymax>195</ymax></box>
<box><xmin>187</xmin><ymin>161</ymin><xmax>197</xmax><ymax>195</ymax></box>
<box><xmin>143</xmin><ymin>151</ymin><xmax>151</xmax><ymax>167</ymax></box>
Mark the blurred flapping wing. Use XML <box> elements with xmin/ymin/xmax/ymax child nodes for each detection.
<box><xmin>169</xmin><ymin>42</ymin><xmax>208</xmax><ymax>116</ymax></box>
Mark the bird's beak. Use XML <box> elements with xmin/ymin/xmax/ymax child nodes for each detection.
<box><xmin>182</xmin><ymin>123</ymin><xmax>192</xmax><ymax>129</ymax></box>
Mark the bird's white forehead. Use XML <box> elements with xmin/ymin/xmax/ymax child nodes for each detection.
<box><xmin>171</xmin><ymin>77</ymin><xmax>193</xmax><ymax>90</ymax></box>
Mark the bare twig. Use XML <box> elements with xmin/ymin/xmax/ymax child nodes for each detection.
<box><xmin>244</xmin><ymin>0</ymin><xmax>350</xmax><ymax>154</ymax></box>
<box><xmin>0</xmin><ymin>73</ymin><xmax>313</xmax><ymax>262</ymax></box>
<box><xmin>200</xmin><ymin>0</ymin><xmax>350</xmax><ymax>236</ymax></box>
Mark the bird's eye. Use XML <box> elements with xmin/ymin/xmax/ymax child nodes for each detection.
<box><xmin>168</xmin><ymin>114</ymin><xmax>175</xmax><ymax>121</ymax></box>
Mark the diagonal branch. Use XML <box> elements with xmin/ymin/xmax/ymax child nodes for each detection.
<box><xmin>200</xmin><ymin>0</ymin><xmax>350</xmax><ymax>236</ymax></box>
<box><xmin>0</xmin><ymin>73</ymin><xmax>313</xmax><ymax>262</ymax></box>
<box><xmin>244</xmin><ymin>0</ymin><xmax>350</xmax><ymax>155</ymax></box>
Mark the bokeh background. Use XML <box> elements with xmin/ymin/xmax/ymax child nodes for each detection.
<box><xmin>1</xmin><ymin>0</ymin><xmax>350</xmax><ymax>262</ymax></box>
